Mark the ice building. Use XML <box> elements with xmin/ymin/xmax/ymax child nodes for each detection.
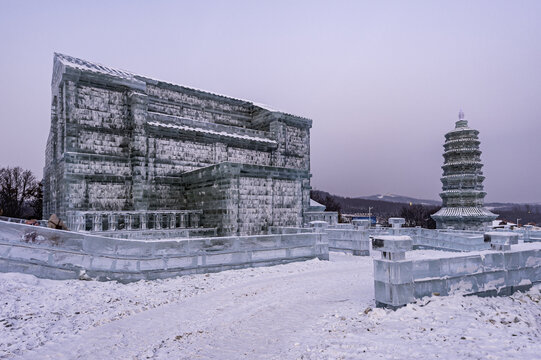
<box><xmin>431</xmin><ymin>111</ymin><xmax>498</xmax><ymax>230</ymax></box>
<box><xmin>43</xmin><ymin>53</ymin><xmax>312</xmax><ymax>236</ymax></box>
<box><xmin>304</xmin><ymin>199</ymin><xmax>338</xmax><ymax>225</ymax></box>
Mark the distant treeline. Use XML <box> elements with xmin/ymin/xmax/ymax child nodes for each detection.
<box><xmin>311</xmin><ymin>190</ymin><xmax>541</xmax><ymax>227</ymax></box>
<box><xmin>311</xmin><ymin>190</ymin><xmax>404</xmax><ymax>216</ymax></box>
<box><xmin>493</xmin><ymin>204</ymin><xmax>541</xmax><ymax>226</ymax></box>
<box><xmin>311</xmin><ymin>190</ymin><xmax>437</xmax><ymax>227</ymax></box>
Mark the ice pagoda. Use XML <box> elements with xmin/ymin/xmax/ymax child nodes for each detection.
<box><xmin>431</xmin><ymin>111</ymin><xmax>498</xmax><ymax>230</ymax></box>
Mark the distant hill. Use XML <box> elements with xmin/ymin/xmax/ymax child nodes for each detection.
<box><xmin>311</xmin><ymin>190</ymin><xmax>423</xmax><ymax>216</ymax></box>
<box><xmin>485</xmin><ymin>202</ymin><xmax>527</xmax><ymax>211</ymax></box>
<box><xmin>358</xmin><ymin>194</ymin><xmax>441</xmax><ymax>206</ymax></box>
<box><xmin>356</xmin><ymin>194</ymin><xmax>539</xmax><ymax>214</ymax></box>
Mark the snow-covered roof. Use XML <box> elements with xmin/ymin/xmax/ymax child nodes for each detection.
<box><xmin>447</xmin><ymin>127</ymin><xmax>478</xmax><ymax>135</ymax></box>
<box><xmin>308</xmin><ymin>199</ymin><xmax>327</xmax><ymax>212</ymax></box>
<box><xmin>310</xmin><ymin>199</ymin><xmax>325</xmax><ymax>208</ymax></box>
<box><xmin>147</xmin><ymin>121</ymin><xmax>277</xmax><ymax>144</ymax></box>
<box><xmin>440</xmin><ymin>189</ymin><xmax>484</xmax><ymax>194</ymax></box>
<box><xmin>55</xmin><ymin>53</ymin><xmax>138</xmax><ymax>81</ymax></box>
<box><xmin>442</xmin><ymin>160</ymin><xmax>482</xmax><ymax>167</ymax></box>
<box><xmin>432</xmin><ymin>207</ymin><xmax>497</xmax><ymax>218</ymax></box>
<box><xmin>444</xmin><ymin>148</ymin><xmax>481</xmax><ymax>154</ymax></box>
<box><xmin>445</xmin><ymin>138</ymin><xmax>479</xmax><ymax>143</ymax></box>
<box><xmin>53</xmin><ymin>53</ymin><xmax>310</xmax><ymax>121</ymax></box>
<box><xmin>441</xmin><ymin>174</ymin><xmax>483</xmax><ymax>179</ymax></box>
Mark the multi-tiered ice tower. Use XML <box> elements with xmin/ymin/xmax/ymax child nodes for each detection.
<box><xmin>431</xmin><ymin>111</ymin><xmax>497</xmax><ymax>230</ymax></box>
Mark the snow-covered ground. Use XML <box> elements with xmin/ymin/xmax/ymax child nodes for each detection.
<box><xmin>1</xmin><ymin>252</ymin><xmax>540</xmax><ymax>359</ymax></box>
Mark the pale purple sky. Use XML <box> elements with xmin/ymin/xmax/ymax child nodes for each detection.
<box><xmin>1</xmin><ymin>1</ymin><xmax>540</xmax><ymax>203</ymax></box>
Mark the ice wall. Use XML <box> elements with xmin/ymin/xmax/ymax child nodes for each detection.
<box><xmin>0</xmin><ymin>220</ymin><xmax>328</xmax><ymax>282</ymax></box>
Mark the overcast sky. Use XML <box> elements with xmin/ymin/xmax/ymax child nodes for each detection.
<box><xmin>1</xmin><ymin>1</ymin><xmax>540</xmax><ymax>203</ymax></box>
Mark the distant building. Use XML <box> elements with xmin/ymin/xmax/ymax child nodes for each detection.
<box><xmin>353</xmin><ymin>216</ymin><xmax>377</xmax><ymax>225</ymax></box>
<box><xmin>308</xmin><ymin>199</ymin><xmax>326</xmax><ymax>212</ymax></box>
<box><xmin>341</xmin><ymin>213</ymin><xmax>376</xmax><ymax>224</ymax></box>
<box><xmin>431</xmin><ymin>111</ymin><xmax>497</xmax><ymax>230</ymax></box>
<box><xmin>304</xmin><ymin>199</ymin><xmax>338</xmax><ymax>225</ymax></box>
<box><xmin>43</xmin><ymin>53</ymin><xmax>313</xmax><ymax>236</ymax></box>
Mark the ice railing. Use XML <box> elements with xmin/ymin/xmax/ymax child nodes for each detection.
<box><xmin>518</xmin><ymin>225</ymin><xmax>541</xmax><ymax>243</ymax></box>
<box><xmin>0</xmin><ymin>216</ymin><xmax>47</xmax><ymax>227</ymax></box>
<box><xmin>405</xmin><ymin>226</ymin><xmax>541</xmax><ymax>245</ymax></box>
<box><xmin>372</xmin><ymin>232</ymin><xmax>541</xmax><ymax>309</ymax></box>
<box><xmin>366</xmin><ymin>218</ymin><xmax>489</xmax><ymax>251</ymax></box>
<box><xmin>367</xmin><ymin>218</ymin><xmax>541</xmax><ymax>250</ymax></box>
<box><xmin>66</xmin><ymin>210</ymin><xmax>202</xmax><ymax>233</ymax></box>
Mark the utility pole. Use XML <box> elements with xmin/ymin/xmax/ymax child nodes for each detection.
<box><xmin>368</xmin><ymin>207</ymin><xmax>373</xmax><ymax>229</ymax></box>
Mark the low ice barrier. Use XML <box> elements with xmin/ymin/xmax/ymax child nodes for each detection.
<box><xmin>0</xmin><ymin>220</ymin><xmax>329</xmax><ymax>282</ymax></box>
<box><xmin>268</xmin><ymin>226</ymin><xmax>314</xmax><ymax>234</ymax></box>
<box><xmin>524</xmin><ymin>225</ymin><xmax>541</xmax><ymax>243</ymax></box>
<box><xmin>326</xmin><ymin>229</ymin><xmax>370</xmax><ymax>256</ymax></box>
<box><xmin>271</xmin><ymin>223</ymin><xmax>371</xmax><ymax>256</ymax></box>
<box><xmin>372</xmin><ymin>233</ymin><xmax>541</xmax><ymax>309</ymax></box>
<box><xmin>369</xmin><ymin>218</ymin><xmax>490</xmax><ymax>252</ymax></box>
<box><xmin>407</xmin><ymin>228</ymin><xmax>489</xmax><ymax>251</ymax></box>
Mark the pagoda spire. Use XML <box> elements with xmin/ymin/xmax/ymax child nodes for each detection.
<box><xmin>455</xmin><ymin>109</ymin><xmax>468</xmax><ymax>128</ymax></box>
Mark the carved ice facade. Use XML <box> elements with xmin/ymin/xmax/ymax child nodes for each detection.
<box><xmin>43</xmin><ymin>53</ymin><xmax>312</xmax><ymax>236</ymax></box>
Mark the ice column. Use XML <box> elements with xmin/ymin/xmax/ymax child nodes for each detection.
<box><xmin>169</xmin><ymin>213</ymin><xmax>176</xmax><ymax>229</ymax></box>
<box><xmin>92</xmin><ymin>214</ymin><xmax>102</xmax><ymax>232</ymax></box>
<box><xmin>352</xmin><ymin>219</ymin><xmax>370</xmax><ymax>230</ymax></box>
<box><xmin>126</xmin><ymin>214</ymin><xmax>134</xmax><ymax>231</ymax></box>
<box><xmin>388</xmin><ymin>217</ymin><xmax>405</xmax><ymax>235</ymax></box>
<box><xmin>372</xmin><ymin>235</ymin><xmax>414</xmax><ymax>308</ymax></box>
<box><xmin>108</xmin><ymin>213</ymin><xmax>118</xmax><ymax>231</ymax></box>
<box><xmin>154</xmin><ymin>213</ymin><xmax>162</xmax><ymax>230</ymax></box>
<box><xmin>140</xmin><ymin>213</ymin><xmax>147</xmax><ymax>230</ymax></box>
<box><xmin>524</xmin><ymin>225</ymin><xmax>533</xmax><ymax>243</ymax></box>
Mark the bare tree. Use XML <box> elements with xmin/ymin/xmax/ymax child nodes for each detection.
<box><xmin>0</xmin><ymin>167</ymin><xmax>40</xmax><ymax>218</ymax></box>
<box><xmin>400</xmin><ymin>204</ymin><xmax>440</xmax><ymax>229</ymax></box>
<box><xmin>29</xmin><ymin>181</ymin><xmax>43</xmax><ymax>220</ymax></box>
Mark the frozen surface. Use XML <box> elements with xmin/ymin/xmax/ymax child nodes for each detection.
<box><xmin>1</xmin><ymin>252</ymin><xmax>540</xmax><ymax>359</ymax></box>
<box><xmin>406</xmin><ymin>248</ymin><xmax>469</xmax><ymax>260</ymax></box>
<box><xmin>303</xmin><ymin>285</ymin><xmax>541</xmax><ymax>359</ymax></box>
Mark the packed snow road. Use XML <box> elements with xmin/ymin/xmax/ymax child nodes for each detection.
<box><xmin>1</xmin><ymin>252</ymin><xmax>540</xmax><ymax>359</ymax></box>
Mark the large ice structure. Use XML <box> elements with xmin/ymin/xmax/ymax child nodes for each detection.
<box><xmin>43</xmin><ymin>53</ymin><xmax>313</xmax><ymax>236</ymax></box>
<box><xmin>431</xmin><ymin>111</ymin><xmax>497</xmax><ymax>230</ymax></box>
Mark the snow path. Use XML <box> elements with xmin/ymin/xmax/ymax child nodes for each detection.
<box><xmin>2</xmin><ymin>252</ymin><xmax>540</xmax><ymax>359</ymax></box>
<box><xmin>13</xmin><ymin>254</ymin><xmax>370</xmax><ymax>359</ymax></box>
